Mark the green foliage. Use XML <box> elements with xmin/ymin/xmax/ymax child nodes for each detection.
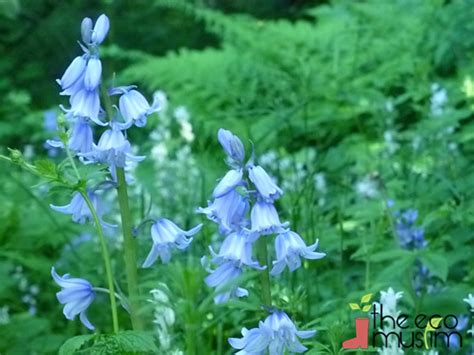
<box><xmin>0</xmin><ymin>0</ymin><xmax>473</xmax><ymax>353</ymax></box>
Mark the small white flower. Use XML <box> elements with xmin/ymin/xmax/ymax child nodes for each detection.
<box><xmin>174</xmin><ymin>106</ymin><xmax>190</xmax><ymax>122</ymax></box>
<box><xmin>179</xmin><ymin>120</ymin><xmax>195</xmax><ymax>142</ymax></box>
<box><xmin>151</xmin><ymin>143</ymin><xmax>168</xmax><ymax>163</ymax></box>
<box><xmin>356</xmin><ymin>177</ymin><xmax>378</xmax><ymax>198</ymax></box>
<box><xmin>380</xmin><ymin>287</ymin><xmax>403</xmax><ymax>318</ymax></box>
<box><xmin>153</xmin><ymin>90</ymin><xmax>168</xmax><ymax>112</ymax></box>
<box><xmin>430</xmin><ymin>83</ymin><xmax>448</xmax><ymax>117</ymax></box>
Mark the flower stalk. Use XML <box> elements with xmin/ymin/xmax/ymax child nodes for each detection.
<box><xmin>256</xmin><ymin>236</ymin><xmax>272</xmax><ymax>307</ymax></box>
<box><xmin>115</xmin><ymin>166</ymin><xmax>143</xmax><ymax>330</ymax></box>
<box><xmin>80</xmin><ymin>189</ymin><xmax>119</xmax><ymax>333</ymax></box>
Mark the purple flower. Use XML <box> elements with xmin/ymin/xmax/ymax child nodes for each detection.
<box><xmin>197</xmin><ymin>189</ymin><xmax>248</xmax><ymax>234</ymax></box>
<box><xmin>80</xmin><ymin>14</ymin><xmax>110</xmax><ymax>45</ymax></box>
<box><xmin>212</xmin><ymin>169</ymin><xmax>243</xmax><ymax>198</ymax></box>
<box><xmin>205</xmin><ymin>232</ymin><xmax>263</xmax><ymax>303</ymax></box>
<box><xmin>249</xmin><ymin>200</ymin><xmax>289</xmax><ymax>237</ymax></box>
<box><xmin>248</xmin><ymin>165</ymin><xmax>283</xmax><ymax>202</ymax></box>
<box><xmin>394</xmin><ymin>208</ymin><xmax>427</xmax><ymax>250</ymax></box>
<box><xmin>83</xmin><ymin>123</ymin><xmax>145</xmax><ymax>167</ymax></box>
<box><xmin>50</xmin><ymin>191</ymin><xmax>113</xmax><ymax>228</ymax></box>
<box><xmin>217</xmin><ymin>128</ymin><xmax>245</xmax><ymax>163</ymax></box>
<box><xmin>83</xmin><ymin>57</ymin><xmax>102</xmax><ymax>91</ymax></box>
<box><xmin>142</xmin><ymin>219</ymin><xmax>202</xmax><ymax>267</ymax></box>
<box><xmin>57</xmin><ymin>56</ymin><xmax>87</xmax><ymax>93</ymax></box>
<box><xmin>68</xmin><ymin>89</ymin><xmax>102</xmax><ymax>125</ymax></box>
<box><xmin>69</xmin><ymin>117</ymin><xmax>93</xmax><ymax>153</ymax></box>
<box><xmin>51</xmin><ymin>267</ymin><xmax>96</xmax><ymax>330</ymax></box>
<box><xmin>116</xmin><ymin>88</ymin><xmax>160</xmax><ymax>128</ymax></box>
<box><xmin>90</xmin><ymin>14</ymin><xmax>110</xmax><ymax>45</ymax></box>
<box><xmin>229</xmin><ymin>310</ymin><xmax>315</xmax><ymax>354</ymax></box>
<box><xmin>271</xmin><ymin>231</ymin><xmax>325</xmax><ymax>275</ymax></box>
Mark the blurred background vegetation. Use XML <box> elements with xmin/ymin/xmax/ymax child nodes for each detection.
<box><xmin>1</xmin><ymin>0</ymin><xmax>473</xmax><ymax>353</ymax></box>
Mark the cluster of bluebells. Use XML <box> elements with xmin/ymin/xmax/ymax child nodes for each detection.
<box><xmin>388</xmin><ymin>202</ymin><xmax>437</xmax><ymax>295</ymax></box>
<box><xmin>198</xmin><ymin>129</ymin><xmax>325</xmax><ymax>353</ymax></box>
<box><xmin>48</xmin><ymin>14</ymin><xmax>200</xmax><ymax>330</ymax></box>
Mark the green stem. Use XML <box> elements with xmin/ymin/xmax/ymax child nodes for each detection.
<box><xmin>80</xmin><ymin>190</ymin><xmax>119</xmax><ymax>333</ymax></box>
<box><xmin>66</xmin><ymin>147</ymin><xmax>80</xmax><ymax>181</ymax></box>
<box><xmin>115</xmin><ymin>167</ymin><xmax>143</xmax><ymax>330</ymax></box>
<box><xmin>256</xmin><ymin>236</ymin><xmax>272</xmax><ymax>307</ymax></box>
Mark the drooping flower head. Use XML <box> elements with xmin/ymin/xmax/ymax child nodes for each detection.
<box><xmin>57</xmin><ymin>14</ymin><xmax>110</xmax><ymax>126</ymax></box>
<box><xmin>51</xmin><ymin>267</ymin><xmax>96</xmax><ymax>330</ymax></box>
<box><xmin>142</xmin><ymin>218</ymin><xmax>202</xmax><ymax>268</ymax></box>
<box><xmin>197</xmin><ymin>189</ymin><xmax>249</xmax><ymax>235</ymax></box>
<box><xmin>50</xmin><ymin>190</ymin><xmax>113</xmax><ymax>228</ymax></box>
<box><xmin>83</xmin><ymin>122</ymin><xmax>145</xmax><ymax>167</ymax></box>
<box><xmin>212</xmin><ymin>169</ymin><xmax>243</xmax><ymax>198</ymax></box>
<box><xmin>107</xmin><ymin>86</ymin><xmax>160</xmax><ymax>128</ymax></box>
<box><xmin>229</xmin><ymin>310</ymin><xmax>316</xmax><ymax>354</ymax></box>
<box><xmin>249</xmin><ymin>200</ymin><xmax>289</xmax><ymax>237</ymax></box>
<box><xmin>271</xmin><ymin>231</ymin><xmax>325</xmax><ymax>275</ymax></box>
<box><xmin>204</xmin><ymin>232</ymin><xmax>263</xmax><ymax>304</ymax></box>
<box><xmin>248</xmin><ymin>164</ymin><xmax>283</xmax><ymax>202</ymax></box>
<box><xmin>217</xmin><ymin>128</ymin><xmax>245</xmax><ymax>165</ymax></box>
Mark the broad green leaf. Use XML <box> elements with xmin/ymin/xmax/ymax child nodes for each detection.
<box><xmin>362</xmin><ymin>305</ymin><xmax>372</xmax><ymax>312</ymax></box>
<box><xmin>35</xmin><ymin>159</ymin><xmax>58</xmax><ymax>179</ymax></box>
<box><xmin>419</xmin><ymin>251</ymin><xmax>449</xmax><ymax>282</ymax></box>
<box><xmin>59</xmin><ymin>335</ymin><xmax>93</xmax><ymax>355</ymax></box>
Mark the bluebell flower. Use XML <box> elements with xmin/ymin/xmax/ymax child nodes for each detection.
<box><xmin>394</xmin><ymin>209</ymin><xmax>427</xmax><ymax>250</ymax></box>
<box><xmin>205</xmin><ymin>232</ymin><xmax>263</xmax><ymax>303</ymax></box>
<box><xmin>204</xmin><ymin>261</ymin><xmax>248</xmax><ymax>304</ymax></box>
<box><xmin>217</xmin><ymin>128</ymin><xmax>245</xmax><ymax>163</ymax></box>
<box><xmin>229</xmin><ymin>310</ymin><xmax>316</xmax><ymax>354</ymax></box>
<box><xmin>80</xmin><ymin>14</ymin><xmax>109</xmax><ymax>46</ymax></box>
<box><xmin>68</xmin><ymin>89</ymin><xmax>102</xmax><ymax>125</ymax></box>
<box><xmin>271</xmin><ymin>231</ymin><xmax>325</xmax><ymax>275</ymax></box>
<box><xmin>197</xmin><ymin>189</ymin><xmax>249</xmax><ymax>234</ymax></box>
<box><xmin>212</xmin><ymin>169</ymin><xmax>243</xmax><ymax>198</ymax></box>
<box><xmin>81</xmin><ymin>17</ymin><xmax>93</xmax><ymax>44</ymax></box>
<box><xmin>83</xmin><ymin>123</ymin><xmax>145</xmax><ymax>167</ymax></box>
<box><xmin>57</xmin><ymin>56</ymin><xmax>87</xmax><ymax>94</ymax></box>
<box><xmin>142</xmin><ymin>219</ymin><xmax>202</xmax><ymax>267</ymax></box>
<box><xmin>83</xmin><ymin>57</ymin><xmax>102</xmax><ymax>91</ymax></box>
<box><xmin>248</xmin><ymin>165</ymin><xmax>283</xmax><ymax>202</ymax></box>
<box><xmin>249</xmin><ymin>200</ymin><xmax>289</xmax><ymax>236</ymax></box>
<box><xmin>69</xmin><ymin>117</ymin><xmax>93</xmax><ymax>153</ymax></box>
<box><xmin>90</xmin><ymin>14</ymin><xmax>110</xmax><ymax>45</ymax></box>
<box><xmin>50</xmin><ymin>191</ymin><xmax>113</xmax><ymax>228</ymax></box>
<box><xmin>51</xmin><ymin>267</ymin><xmax>96</xmax><ymax>330</ymax></box>
<box><xmin>108</xmin><ymin>87</ymin><xmax>160</xmax><ymax>128</ymax></box>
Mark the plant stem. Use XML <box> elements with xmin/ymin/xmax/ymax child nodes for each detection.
<box><xmin>66</xmin><ymin>147</ymin><xmax>80</xmax><ymax>181</ymax></box>
<box><xmin>256</xmin><ymin>236</ymin><xmax>272</xmax><ymax>307</ymax></box>
<box><xmin>115</xmin><ymin>166</ymin><xmax>143</xmax><ymax>330</ymax></box>
<box><xmin>81</xmin><ymin>190</ymin><xmax>119</xmax><ymax>333</ymax></box>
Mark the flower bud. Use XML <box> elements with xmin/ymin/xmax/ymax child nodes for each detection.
<box><xmin>81</xmin><ymin>17</ymin><xmax>93</xmax><ymax>44</ymax></box>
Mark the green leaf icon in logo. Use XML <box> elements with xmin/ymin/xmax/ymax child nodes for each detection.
<box><xmin>360</xmin><ymin>293</ymin><xmax>373</xmax><ymax>304</ymax></box>
<box><xmin>349</xmin><ymin>303</ymin><xmax>360</xmax><ymax>311</ymax></box>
